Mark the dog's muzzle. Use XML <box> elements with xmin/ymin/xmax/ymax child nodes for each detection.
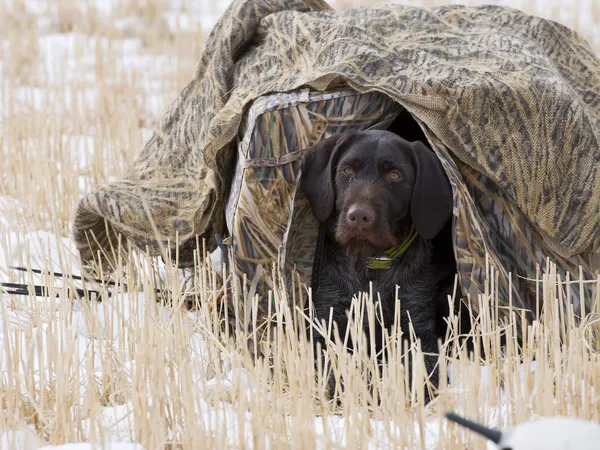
<box><xmin>335</xmin><ymin>201</ymin><xmax>395</xmax><ymax>252</ymax></box>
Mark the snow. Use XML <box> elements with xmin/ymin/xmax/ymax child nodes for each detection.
<box><xmin>0</xmin><ymin>0</ymin><xmax>598</xmax><ymax>449</ymax></box>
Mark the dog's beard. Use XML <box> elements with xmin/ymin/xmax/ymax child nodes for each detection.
<box><xmin>334</xmin><ymin>223</ymin><xmax>396</xmax><ymax>263</ymax></box>
<box><xmin>340</xmin><ymin>238</ymin><xmax>383</xmax><ymax>262</ymax></box>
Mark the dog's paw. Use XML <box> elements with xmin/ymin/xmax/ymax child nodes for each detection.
<box><xmin>325</xmin><ymin>371</ymin><xmax>345</xmax><ymax>409</ymax></box>
<box><xmin>422</xmin><ymin>354</ymin><xmax>442</xmax><ymax>405</ymax></box>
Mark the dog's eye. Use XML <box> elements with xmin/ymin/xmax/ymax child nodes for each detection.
<box><xmin>342</xmin><ymin>167</ymin><xmax>354</xmax><ymax>176</ymax></box>
<box><xmin>387</xmin><ymin>171</ymin><xmax>401</xmax><ymax>181</ymax></box>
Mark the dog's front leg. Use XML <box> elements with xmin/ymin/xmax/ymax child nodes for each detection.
<box><xmin>311</xmin><ymin>334</ymin><xmax>345</xmax><ymax>404</ymax></box>
<box><xmin>402</xmin><ymin>334</ymin><xmax>440</xmax><ymax>405</ymax></box>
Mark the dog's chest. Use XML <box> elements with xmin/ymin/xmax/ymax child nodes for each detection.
<box><xmin>315</xmin><ymin>239</ymin><xmax>435</xmax><ymax>309</ymax></box>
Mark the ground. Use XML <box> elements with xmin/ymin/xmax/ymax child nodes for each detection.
<box><xmin>0</xmin><ymin>1</ymin><xmax>598</xmax><ymax>449</ymax></box>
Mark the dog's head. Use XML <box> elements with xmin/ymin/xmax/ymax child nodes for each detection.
<box><xmin>299</xmin><ymin>129</ymin><xmax>453</xmax><ymax>259</ymax></box>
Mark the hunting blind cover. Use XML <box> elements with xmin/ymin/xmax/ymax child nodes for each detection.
<box><xmin>73</xmin><ymin>0</ymin><xmax>600</xmax><ymax>323</ymax></box>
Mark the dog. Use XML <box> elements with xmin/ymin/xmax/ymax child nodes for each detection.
<box><xmin>299</xmin><ymin>129</ymin><xmax>462</xmax><ymax>403</ymax></box>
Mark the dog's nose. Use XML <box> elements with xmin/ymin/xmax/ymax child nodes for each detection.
<box><xmin>346</xmin><ymin>205</ymin><xmax>374</xmax><ymax>226</ymax></box>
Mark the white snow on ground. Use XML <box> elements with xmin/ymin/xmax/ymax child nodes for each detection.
<box><xmin>1</xmin><ymin>1</ymin><xmax>597</xmax><ymax>449</ymax></box>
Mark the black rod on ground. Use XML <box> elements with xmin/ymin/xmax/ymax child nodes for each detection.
<box><xmin>445</xmin><ymin>412</ymin><xmax>503</xmax><ymax>444</ymax></box>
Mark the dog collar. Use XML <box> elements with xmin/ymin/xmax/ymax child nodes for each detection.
<box><xmin>366</xmin><ymin>225</ymin><xmax>418</xmax><ymax>270</ymax></box>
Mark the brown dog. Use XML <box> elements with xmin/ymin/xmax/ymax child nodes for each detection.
<box><xmin>299</xmin><ymin>129</ymin><xmax>461</xmax><ymax>403</ymax></box>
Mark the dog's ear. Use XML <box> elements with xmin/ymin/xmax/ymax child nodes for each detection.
<box><xmin>409</xmin><ymin>141</ymin><xmax>453</xmax><ymax>240</ymax></box>
<box><xmin>299</xmin><ymin>131</ymin><xmax>354</xmax><ymax>223</ymax></box>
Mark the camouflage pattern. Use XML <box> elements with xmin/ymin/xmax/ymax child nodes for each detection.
<box><xmin>72</xmin><ymin>0</ymin><xmax>600</xmax><ymax>320</ymax></box>
<box><xmin>227</xmin><ymin>89</ymin><xmax>598</xmax><ymax>323</ymax></box>
<box><xmin>422</xmin><ymin>128</ymin><xmax>598</xmax><ymax>319</ymax></box>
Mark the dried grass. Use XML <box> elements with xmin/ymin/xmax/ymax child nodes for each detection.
<box><xmin>0</xmin><ymin>0</ymin><xmax>598</xmax><ymax>448</ymax></box>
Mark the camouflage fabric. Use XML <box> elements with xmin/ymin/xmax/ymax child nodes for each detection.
<box><xmin>73</xmin><ymin>0</ymin><xmax>600</xmax><ymax>318</ymax></box>
<box><xmin>227</xmin><ymin>89</ymin><xmax>598</xmax><ymax>321</ymax></box>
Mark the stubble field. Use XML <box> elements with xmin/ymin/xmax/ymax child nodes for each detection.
<box><xmin>0</xmin><ymin>1</ymin><xmax>599</xmax><ymax>449</ymax></box>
